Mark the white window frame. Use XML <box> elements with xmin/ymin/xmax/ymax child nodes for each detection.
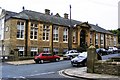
<box><xmin>101</xmin><ymin>34</ymin><xmax>104</xmax><ymax>46</ymax></box>
<box><xmin>63</xmin><ymin>28</ymin><xmax>68</xmax><ymax>42</ymax></box>
<box><xmin>73</xmin><ymin>31</ymin><xmax>76</xmax><ymax>43</ymax></box>
<box><xmin>90</xmin><ymin>32</ymin><xmax>92</xmax><ymax>44</ymax></box>
<box><xmin>0</xmin><ymin>47</ymin><xmax>1</xmax><ymax>51</ymax></box>
<box><xmin>43</xmin><ymin>25</ymin><xmax>50</xmax><ymax>41</ymax></box>
<box><xmin>43</xmin><ymin>48</ymin><xmax>50</xmax><ymax>53</ymax></box>
<box><xmin>17</xmin><ymin>21</ymin><xmax>25</xmax><ymax>39</ymax></box>
<box><xmin>114</xmin><ymin>37</ymin><xmax>117</xmax><ymax>46</ymax></box>
<box><xmin>96</xmin><ymin>33</ymin><xmax>98</xmax><ymax>45</ymax></box>
<box><xmin>17</xmin><ymin>46</ymin><xmax>24</xmax><ymax>56</ymax></box>
<box><xmin>30</xmin><ymin>23</ymin><xmax>38</xmax><ymax>40</ymax></box>
<box><xmin>53</xmin><ymin>48</ymin><xmax>59</xmax><ymax>54</ymax></box>
<box><xmin>53</xmin><ymin>27</ymin><xmax>59</xmax><ymax>42</ymax></box>
<box><xmin>30</xmin><ymin>47</ymin><xmax>38</xmax><ymax>56</ymax></box>
<box><xmin>63</xmin><ymin>48</ymin><xmax>68</xmax><ymax>54</ymax></box>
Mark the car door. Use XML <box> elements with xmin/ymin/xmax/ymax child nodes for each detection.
<box><xmin>41</xmin><ymin>53</ymin><xmax>47</xmax><ymax>60</ymax></box>
<box><xmin>73</xmin><ymin>50</ymin><xmax>79</xmax><ymax>56</ymax></box>
<box><xmin>47</xmin><ymin>54</ymin><xmax>53</xmax><ymax>60</ymax></box>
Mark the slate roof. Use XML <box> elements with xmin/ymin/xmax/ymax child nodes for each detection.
<box><xmin>90</xmin><ymin>24</ymin><xmax>113</xmax><ymax>34</ymax></box>
<box><xmin>3</xmin><ymin>9</ymin><xmax>113</xmax><ymax>34</ymax></box>
<box><xmin>3</xmin><ymin>10</ymin><xmax>17</xmax><ymax>20</ymax></box>
<box><xmin>13</xmin><ymin>10</ymin><xmax>81</xmax><ymax>27</ymax></box>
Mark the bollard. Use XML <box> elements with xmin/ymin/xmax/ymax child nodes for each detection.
<box><xmin>87</xmin><ymin>45</ymin><xmax>98</xmax><ymax>73</ymax></box>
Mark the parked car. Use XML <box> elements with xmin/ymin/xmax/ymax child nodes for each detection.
<box><xmin>34</xmin><ymin>52</ymin><xmax>60</xmax><ymax>64</ymax></box>
<box><xmin>107</xmin><ymin>47</ymin><xmax>118</xmax><ymax>54</ymax></box>
<box><xmin>63</xmin><ymin>50</ymin><xmax>80</xmax><ymax>60</ymax></box>
<box><xmin>96</xmin><ymin>48</ymin><xmax>108</xmax><ymax>55</ymax></box>
<box><xmin>71</xmin><ymin>52</ymin><xmax>102</xmax><ymax>67</ymax></box>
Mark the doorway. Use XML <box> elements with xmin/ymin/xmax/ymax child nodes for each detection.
<box><xmin>80</xmin><ymin>30</ymin><xmax>86</xmax><ymax>47</ymax></box>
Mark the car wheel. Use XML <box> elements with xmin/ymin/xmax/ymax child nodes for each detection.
<box><xmin>82</xmin><ymin>62</ymin><xmax>86</xmax><ymax>66</ymax></box>
<box><xmin>71</xmin><ymin>62</ymin><xmax>74</xmax><ymax>67</ymax></box>
<box><xmin>35</xmin><ymin>60</ymin><xmax>39</xmax><ymax>64</ymax></box>
<box><xmin>40</xmin><ymin>60</ymin><xmax>44</xmax><ymax>63</ymax></box>
<box><xmin>55</xmin><ymin>58</ymin><xmax>59</xmax><ymax>62</ymax></box>
<box><xmin>69</xmin><ymin>56</ymin><xmax>73</xmax><ymax>60</ymax></box>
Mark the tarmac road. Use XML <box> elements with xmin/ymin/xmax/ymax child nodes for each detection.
<box><xmin>1</xmin><ymin>60</ymin><xmax>86</xmax><ymax>80</ymax></box>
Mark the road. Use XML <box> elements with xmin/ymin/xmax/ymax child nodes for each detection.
<box><xmin>1</xmin><ymin>53</ymin><xmax>120</xmax><ymax>80</ymax></box>
<box><xmin>1</xmin><ymin>60</ymin><xmax>84</xmax><ymax>80</ymax></box>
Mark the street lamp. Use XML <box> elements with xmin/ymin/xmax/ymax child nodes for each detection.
<box><xmin>68</xmin><ymin>5</ymin><xmax>72</xmax><ymax>50</ymax></box>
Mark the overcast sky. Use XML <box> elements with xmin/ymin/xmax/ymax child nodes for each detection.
<box><xmin>0</xmin><ymin>0</ymin><xmax>119</xmax><ymax>30</ymax></box>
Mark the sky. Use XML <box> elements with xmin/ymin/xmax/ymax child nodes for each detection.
<box><xmin>0</xmin><ymin>0</ymin><xmax>119</xmax><ymax>30</ymax></box>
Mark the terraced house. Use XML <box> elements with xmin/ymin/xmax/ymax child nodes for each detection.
<box><xmin>0</xmin><ymin>8</ymin><xmax>118</xmax><ymax>58</ymax></box>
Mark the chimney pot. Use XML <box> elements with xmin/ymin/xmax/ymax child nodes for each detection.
<box><xmin>96</xmin><ymin>24</ymin><xmax>98</xmax><ymax>26</ymax></box>
<box><xmin>64</xmin><ymin>13</ymin><xmax>68</xmax><ymax>19</ymax></box>
<box><xmin>45</xmin><ymin>9</ymin><xmax>50</xmax><ymax>15</ymax></box>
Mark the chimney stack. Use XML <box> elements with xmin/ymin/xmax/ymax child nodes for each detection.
<box><xmin>45</xmin><ymin>9</ymin><xmax>50</xmax><ymax>15</ymax></box>
<box><xmin>64</xmin><ymin>13</ymin><xmax>68</xmax><ymax>19</ymax></box>
<box><xmin>22</xmin><ymin>6</ymin><xmax>25</xmax><ymax>11</ymax></box>
<box><xmin>96</xmin><ymin>24</ymin><xmax>98</xmax><ymax>26</ymax></box>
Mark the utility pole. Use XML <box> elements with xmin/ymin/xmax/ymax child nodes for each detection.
<box><xmin>68</xmin><ymin>5</ymin><xmax>72</xmax><ymax>50</ymax></box>
<box><xmin>118</xmin><ymin>1</ymin><xmax>120</xmax><ymax>46</ymax></box>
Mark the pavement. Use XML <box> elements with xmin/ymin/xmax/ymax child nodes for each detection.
<box><xmin>63</xmin><ymin>67</ymin><xmax>120</xmax><ymax>80</ymax></box>
<box><xmin>4</xmin><ymin>57</ymin><xmax>64</xmax><ymax>65</ymax></box>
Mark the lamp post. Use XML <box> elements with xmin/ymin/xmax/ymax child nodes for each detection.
<box><xmin>68</xmin><ymin>5</ymin><xmax>72</xmax><ymax>50</ymax></box>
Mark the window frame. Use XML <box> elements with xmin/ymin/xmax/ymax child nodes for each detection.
<box><xmin>73</xmin><ymin>31</ymin><xmax>76</xmax><ymax>43</ymax></box>
<box><xmin>43</xmin><ymin>48</ymin><xmax>50</xmax><ymax>53</ymax></box>
<box><xmin>43</xmin><ymin>25</ymin><xmax>50</xmax><ymax>41</ymax></box>
<box><xmin>53</xmin><ymin>26</ymin><xmax>59</xmax><ymax>42</ymax></box>
<box><xmin>17</xmin><ymin>21</ymin><xmax>25</xmax><ymax>39</ymax></box>
<box><xmin>53</xmin><ymin>48</ymin><xmax>59</xmax><ymax>54</ymax></box>
<box><xmin>30</xmin><ymin>23</ymin><xmax>38</xmax><ymax>40</ymax></box>
<box><xmin>17</xmin><ymin>46</ymin><xmax>24</xmax><ymax>57</ymax></box>
<box><xmin>100</xmin><ymin>34</ymin><xmax>104</xmax><ymax>46</ymax></box>
<box><xmin>95</xmin><ymin>33</ymin><xmax>98</xmax><ymax>45</ymax></box>
<box><xmin>63</xmin><ymin>28</ymin><xmax>68</xmax><ymax>43</ymax></box>
<box><xmin>30</xmin><ymin>47</ymin><xmax>38</xmax><ymax>56</ymax></box>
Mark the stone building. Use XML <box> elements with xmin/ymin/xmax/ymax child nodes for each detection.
<box><xmin>0</xmin><ymin>9</ymin><xmax>118</xmax><ymax>57</ymax></box>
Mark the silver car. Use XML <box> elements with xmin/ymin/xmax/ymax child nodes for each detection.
<box><xmin>63</xmin><ymin>50</ymin><xmax>80</xmax><ymax>60</ymax></box>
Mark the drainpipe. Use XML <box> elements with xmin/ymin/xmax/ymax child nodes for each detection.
<box><xmin>51</xmin><ymin>25</ymin><xmax>53</xmax><ymax>55</ymax></box>
<box><xmin>25</xmin><ymin>20</ymin><xmax>28</xmax><ymax>56</ymax></box>
<box><xmin>104</xmin><ymin>33</ymin><xmax>106</xmax><ymax>49</ymax></box>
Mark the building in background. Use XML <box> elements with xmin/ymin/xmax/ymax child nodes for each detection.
<box><xmin>0</xmin><ymin>8</ymin><xmax>118</xmax><ymax>58</ymax></box>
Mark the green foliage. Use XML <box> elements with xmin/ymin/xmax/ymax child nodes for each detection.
<box><xmin>108</xmin><ymin>29</ymin><xmax>120</xmax><ymax>36</ymax></box>
<box><xmin>108</xmin><ymin>29</ymin><xmax>120</xmax><ymax>43</ymax></box>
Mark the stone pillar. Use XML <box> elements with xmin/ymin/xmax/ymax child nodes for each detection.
<box><xmin>14</xmin><ymin>49</ymin><xmax>19</xmax><ymax>61</ymax></box>
<box><xmin>87</xmin><ymin>45</ymin><xmax>97</xmax><ymax>73</ymax></box>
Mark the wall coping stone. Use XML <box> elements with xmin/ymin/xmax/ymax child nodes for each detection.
<box><xmin>95</xmin><ymin>60</ymin><xmax>120</xmax><ymax>65</ymax></box>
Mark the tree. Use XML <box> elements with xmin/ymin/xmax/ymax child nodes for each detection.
<box><xmin>108</xmin><ymin>29</ymin><xmax>120</xmax><ymax>44</ymax></box>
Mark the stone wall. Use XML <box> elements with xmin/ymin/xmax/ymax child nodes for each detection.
<box><xmin>94</xmin><ymin>60</ymin><xmax>120</xmax><ymax>76</ymax></box>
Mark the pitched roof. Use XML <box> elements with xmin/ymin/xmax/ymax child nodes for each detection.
<box><xmin>90</xmin><ymin>24</ymin><xmax>113</xmax><ymax>34</ymax></box>
<box><xmin>13</xmin><ymin>10</ymin><xmax>81</xmax><ymax>27</ymax></box>
<box><xmin>4</xmin><ymin>9</ymin><xmax>113</xmax><ymax>34</ymax></box>
<box><xmin>2</xmin><ymin>9</ymin><xmax>18</xmax><ymax>20</ymax></box>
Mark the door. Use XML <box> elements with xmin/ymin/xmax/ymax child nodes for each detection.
<box><xmin>80</xmin><ymin>30</ymin><xmax>86</xmax><ymax>47</ymax></box>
